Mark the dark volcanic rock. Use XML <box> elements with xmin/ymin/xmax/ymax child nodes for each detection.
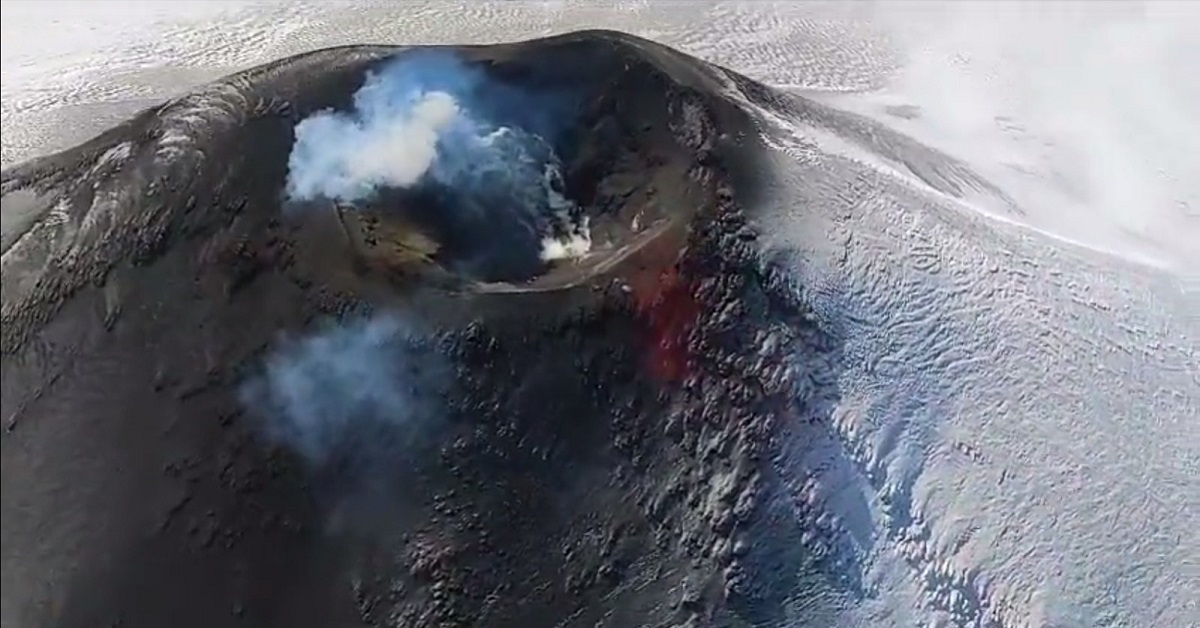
<box><xmin>0</xmin><ymin>30</ymin><xmax>825</xmax><ymax>628</ymax></box>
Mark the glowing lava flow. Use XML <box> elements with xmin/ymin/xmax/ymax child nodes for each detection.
<box><xmin>631</xmin><ymin>265</ymin><xmax>701</xmax><ymax>383</ymax></box>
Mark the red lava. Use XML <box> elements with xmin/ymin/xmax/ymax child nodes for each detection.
<box><xmin>631</xmin><ymin>264</ymin><xmax>700</xmax><ymax>383</ymax></box>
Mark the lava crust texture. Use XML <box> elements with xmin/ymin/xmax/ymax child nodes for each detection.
<box><xmin>0</xmin><ymin>30</ymin><xmax>826</xmax><ymax>628</ymax></box>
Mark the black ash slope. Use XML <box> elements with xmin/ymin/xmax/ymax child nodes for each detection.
<box><xmin>0</xmin><ymin>30</ymin><xmax>831</xmax><ymax>628</ymax></box>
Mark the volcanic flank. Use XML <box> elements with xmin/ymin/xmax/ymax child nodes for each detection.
<box><xmin>0</xmin><ymin>31</ymin><xmax>796</xmax><ymax>628</ymax></box>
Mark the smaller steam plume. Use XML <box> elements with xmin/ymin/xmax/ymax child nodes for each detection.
<box><xmin>239</xmin><ymin>314</ymin><xmax>452</xmax><ymax>477</ymax></box>
<box><xmin>285</xmin><ymin>49</ymin><xmax>592</xmax><ymax>280</ymax></box>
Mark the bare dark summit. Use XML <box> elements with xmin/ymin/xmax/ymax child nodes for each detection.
<box><xmin>0</xmin><ymin>30</ymin><xmax>820</xmax><ymax>628</ymax></box>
